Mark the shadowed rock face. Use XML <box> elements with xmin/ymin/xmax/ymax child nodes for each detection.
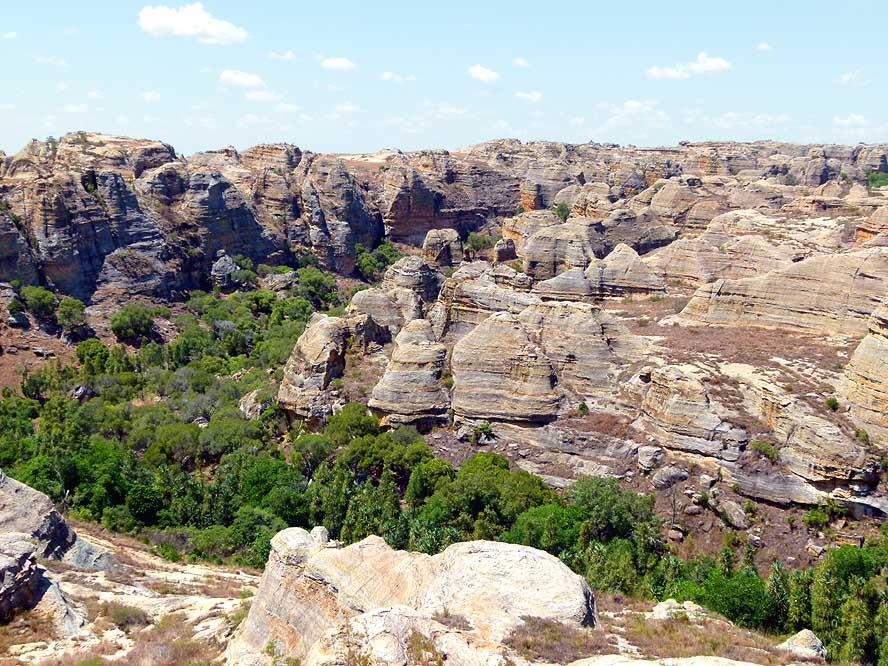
<box><xmin>842</xmin><ymin>306</ymin><xmax>888</xmax><ymax>446</ymax></box>
<box><xmin>227</xmin><ymin>526</ymin><xmax>596</xmax><ymax>665</ymax></box>
<box><xmin>2</xmin><ymin>132</ymin><xmax>884</xmax><ymax>303</ymax></box>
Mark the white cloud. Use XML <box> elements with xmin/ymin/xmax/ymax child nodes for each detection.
<box><xmin>219</xmin><ymin>69</ymin><xmax>265</xmax><ymax>88</ymax></box>
<box><xmin>276</xmin><ymin>102</ymin><xmax>299</xmax><ymax>113</ymax></box>
<box><xmin>238</xmin><ymin>113</ymin><xmax>270</xmax><ymax>127</ymax></box>
<box><xmin>646</xmin><ymin>52</ymin><xmax>731</xmax><ymax>80</ymax></box>
<box><xmin>468</xmin><ymin>64</ymin><xmax>500</xmax><ymax>83</ymax></box>
<box><xmin>56</xmin><ymin>81</ymin><xmax>70</xmax><ymax>93</ymax></box>
<box><xmin>268</xmin><ymin>50</ymin><xmax>296</xmax><ymax>61</ymax></box>
<box><xmin>569</xmin><ymin>116</ymin><xmax>585</xmax><ymax>126</ymax></box>
<box><xmin>512</xmin><ymin>57</ymin><xmax>530</xmax><ymax>68</ymax></box>
<box><xmin>114</xmin><ymin>113</ymin><xmax>130</xmax><ymax>124</ymax></box>
<box><xmin>710</xmin><ymin>111</ymin><xmax>792</xmax><ymax>129</ymax></box>
<box><xmin>335</xmin><ymin>102</ymin><xmax>360</xmax><ymax>114</ymax></box>
<box><xmin>599</xmin><ymin>99</ymin><xmax>667</xmax><ymax>129</ymax></box>
<box><xmin>833</xmin><ymin>113</ymin><xmax>867</xmax><ymax>127</ymax></box>
<box><xmin>380</xmin><ymin>71</ymin><xmax>415</xmax><ymax>84</ymax></box>
<box><xmin>1</xmin><ymin>32</ymin><xmax>16</xmax><ymax>40</ymax></box>
<box><xmin>142</xmin><ymin>90</ymin><xmax>161</xmax><ymax>102</ymax></box>
<box><xmin>423</xmin><ymin>101</ymin><xmax>468</xmax><ymax>119</ymax></box>
<box><xmin>514</xmin><ymin>90</ymin><xmax>543</xmax><ymax>103</ymax></box>
<box><xmin>755</xmin><ymin>42</ymin><xmax>772</xmax><ymax>52</ymax></box>
<box><xmin>0</xmin><ymin>103</ymin><xmax>14</xmax><ymax>111</ymax></box>
<box><xmin>138</xmin><ymin>3</ymin><xmax>247</xmax><ymax>45</ymax></box>
<box><xmin>834</xmin><ymin>70</ymin><xmax>869</xmax><ymax>87</ymax></box>
<box><xmin>60</xmin><ymin>103</ymin><xmax>88</xmax><ymax>114</ymax></box>
<box><xmin>34</xmin><ymin>55</ymin><xmax>69</xmax><ymax>68</ymax></box>
<box><xmin>87</xmin><ymin>89</ymin><xmax>104</xmax><ymax>100</ymax></box>
<box><xmin>245</xmin><ymin>90</ymin><xmax>282</xmax><ymax>102</ymax></box>
<box><xmin>320</xmin><ymin>56</ymin><xmax>356</xmax><ymax>71</ymax></box>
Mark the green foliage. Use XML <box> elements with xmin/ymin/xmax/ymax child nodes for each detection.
<box><xmin>749</xmin><ymin>439</ymin><xmax>778</xmax><ymax>463</ymax></box>
<box><xmin>20</xmin><ymin>285</ymin><xmax>57</xmax><ymax>320</ymax></box>
<box><xmin>56</xmin><ymin>297</ymin><xmax>86</xmax><ymax>331</ymax></box>
<box><xmin>553</xmin><ymin>202</ymin><xmax>571</xmax><ymax>221</ymax></box>
<box><xmin>293</xmin><ymin>267</ymin><xmax>340</xmax><ymax>309</ymax></box>
<box><xmin>825</xmin><ymin>396</ymin><xmax>839</xmax><ymax>412</ymax></box>
<box><xmin>354</xmin><ymin>241</ymin><xmax>403</xmax><ymax>282</ymax></box>
<box><xmin>464</xmin><ymin>232</ymin><xmax>498</xmax><ymax>252</ymax></box>
<box><xmin>110</xmin><ymin>303</ymin><xmax>156</xmax><ymax>341</ymax></box>
<box><xmin>868</xmin><ymin>172</ymin><xmax>888</xmax><ymax>190</ymax></box>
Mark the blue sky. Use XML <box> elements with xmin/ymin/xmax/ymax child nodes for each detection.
<box><xmin>0</xmin><ymin>1</ymin><xmax>884</xmax><ymax>155</ymax></box>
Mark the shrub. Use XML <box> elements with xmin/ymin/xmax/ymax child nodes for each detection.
<box><xmin>868</xmin><ymin>172</ymin><xmax>888</xmax><ymax>191</ymax></box>
<box><xmin>294</xmin><ymin>267</ymin><xmax>339</xmax><ymax>309</ymax></box>
<box><xmin>553</xmin><ymin>202</ymin><xmax>571</xmax><ymax>221</ymax></box>
<box><xmin>6</xmin><ymin>297</ymin><xmax>25</xmax><ymax>316</ymax></box>
<box><xmin>504</xmin><ymin>616</ymin><xmax>611</xmax><ymax>661</ymax></box>
<box><xmin>465</xmin><ymin>232</ymin><xmax>498</xmax><ymax>252</ymax></box>
<box><xmin>578</xmin><ymin>401</ymin><xmax>589</xmax><ymax>416</ymax></box>
<box><xmin>855</xmin><ymin>428</ymin><xmax>870</xmax><ymax>444</ymax></box>
<box><xmin>102</xmin><ymin>602</ymin><xmax>150</xmax><ymax>631</ymax></box>
<box><xmin>803</xmin><ymin>505</ymin><xmax>830</xmax><ymax>529</ymax></box>
<box><xmin>825</xmin><ymin>396</ymin><xmax>839</xmax><ymax>412</ymax></box>
<box><xmin>56</xmin><ymin>297</ymin><xmax>87</xmax><ymax>331</ymax></box>
<box><xmin>20</xmin><ymin>285</ymin><xmax>57</xmax><ymax>320</ymax></box>
<box><xmin>470</xmin><ymin>421</ymin><xmax>494</xmax><ymax>444</ymax></box>
<box><xmin>110</xmin><ymin>303</ymin><xmax>156</xmax><ymax>341</ymax></box>
<box><xmin>750</xmin><ymin>440</ymin><xmax>778</xmax><ymax>463</ymax></box>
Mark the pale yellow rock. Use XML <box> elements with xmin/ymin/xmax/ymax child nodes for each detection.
<box><xmin>841</xmin><ymin>306</ymin><xmax>888</xmax><ymax>448</ymax></box>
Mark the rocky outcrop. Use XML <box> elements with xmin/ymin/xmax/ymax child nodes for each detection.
<box><xmin>0</xmin><ymin>534</ymin><xmax>43</xmax><ymax>622</ymax></box>
<box><xmin>427</xmin><ymin>261</ymin><xmax>540</xmax><ymax>341</ymax></box>
<box><xmin>673</xmin><ymin>248</ymin><xmax>888</xmax><ymax>336</ymax></box>
<box><xmin>227</xmin><ymin>526</ymin><xmax>596</xmax><ymax>665</ymax></box>
<box><xmin>840</xmin><ymin>306</ymin><xmax>888</xmax><ymax>448</ymax></box>
<box><xmin>348</xmin><ymin>257</ymin><xmax>442</xmax><ymax>336</ymax></box>
<box><xmin>634</xmin><ymin>365</ymin><xmax>747</xmax><ymax>462</ymax></box>
<box><xmin>777</xmin><ymin>629</ymin><xmax>826</xmax><ymax>660</ymax></box>
<box><xmin>451</xmin><ymin>312</ymin><xmax>561</xmax><ymax>423</ymax></box>
<box><xmin>421</xmin><ymin>228</ymin><xmax>463</xmax><ymax>266</ymax></box>
<box><xmin>521</xmin><ymin>217</ymin><xmax>606</xmax><ymax>280</ymax></box>
<box><xmin>0</xmin><ymin>471</ymin><xmax>75</xmax><ymax>559</ymax></box>
<box><xmin>278</xmin><ymin>313</ymin><xmax>384</xmax><ymax>422</ymax></box>
<box><xmin>368</xmin><ymin>319</ymin><xmax>449</xmax><ymax>427</ymax></box>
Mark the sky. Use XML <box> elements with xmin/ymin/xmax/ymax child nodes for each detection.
<box><xmin>0</xmin><ymin>0</ymin><xmax>885</xmax><ymax>155</ymax></box>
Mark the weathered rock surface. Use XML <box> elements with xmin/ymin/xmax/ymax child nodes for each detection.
<box><xmin>278</xmin><ymin>313</ymin><xmax>384</xmax><ymax>422</ymax></box>
<box><xmin>841</xmin><ymin>306</ymin><xmax>888</xmax><ymax>447</ymax></box>
<box><xmin>421</xmin><ymin>228</ymin><xmax>463</xmax><ymax>266</ymax></box>
<box><xmin>368</xmin><ymin>319</ymin><xmax>449</xmax><ymax>426</ymax></box>
<box><xmin>451</xmin><ymin>312</ymin><xmax>561</xmax><ymax>423</ymax></box>
<box><xmin>227</xmin><ymin>526</ymin><xmax>596</xmax><ymax>665</ymax></box>
<box><xmin>673</xmin><ymin>248</ymin><xmax>888</xmax><ymax>335</ymax></box>
<box><xmin>777</xmin><ymin>629</ymin><xmax>826</xmax><ymax>659</ymax></box>
<box><xmin>0</xmin><ymin>534</ymin><xmax>43</xmax><ymax>622</ymax></box>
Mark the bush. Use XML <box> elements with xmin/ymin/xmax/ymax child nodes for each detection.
<box><xmin>355</xmin><ymin>241</ymin><xmax>403</xmax><ymax>282</ymax></box>
<box><xmin>803</xmin><ymin>505</ymin><xmax>830</xmax><ymax>529</ymax></box>
<box><xmin>20</xmin><ymin>286</ymin><xmax>57</xmax><ymax>320</ymax></box>
<box><xmin>56</xmin><ymin>297</ymin><xmax>87</xmax><ymax>331</ymax></box>
<box><xmin>750</xmin><ymin>440</ymin><xmax>778</xmax><ymax>463</ymax></box>
<box><xmin>102</xmin><ymin>602</ymin><xmax>150</xmax><ymax>631</ymax></box>
<box><xmin>110</xmin><ymin>303</ymin><xmax>156</xmax><ymax>341</ymax></box>
<box><xmin>465</xmin><ymin>232</ymin><xmax>498</xmax><ymax>252</ymax></box>
<box><xmin>825</xmin><ymin>396</ymin><xmax>839</xmax><ymax>412</ymax></box>
<box><xmin>294</xmin><ymin>267</ymin><xmax>339</xmax><ymax>309</ymax></box>
<box><xmin>868</xmin><ymin>172</ymin><xmax>888</xmax><ymax>190</ymax></box>
<box><xmin>553</xmin><ymin>202</ymin><xmax>571</xmax><ymax>221</ymax></box>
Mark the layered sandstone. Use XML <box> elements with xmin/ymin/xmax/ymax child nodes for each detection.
<box><xmin>841</xmin><ymin>306</ymin><xmax>888</xmax><ymax>447</ymax></box>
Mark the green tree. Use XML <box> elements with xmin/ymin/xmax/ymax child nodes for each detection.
<box><xmin>110</xmin><ymin>303</ymin><xmax>156</xmax><ymax>341</ymax></box>
<box><xmin>56</xmin><ymin>297</ymin><xmax>87</xmax><ymax>331</ymax></box>
<box><xmin>20</xmin><ymin>285</ymin><xmax>57</xmax><ymax>320</ymax></box>
<box><xmin>341</xmin><ymin>476</ymin><xmax>407</xmax><ymax>549</ymax></box>
<box><xmin>76</xmin><ymin>338</ymin><xmax>110</xmax><ymax>376</ymax></box>
<box><xmin>767</xmin><ymin>561</ymin><xmax>790</xmax><ymax>631</ymax></box>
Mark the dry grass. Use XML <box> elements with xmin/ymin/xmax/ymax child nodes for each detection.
<box><xmin>431</xmin><ymin>608</ymin><xmax>472</xmax><ymax>631</ymax></box>
<box><xmin>126</xmin><ymin>613</ymin><xmax>220</xmax><ymax>666</ymax></box>
<box><xmin>503</xmin><ymin>616</ymin><xmax>617</xmax><ymax>662</ymax></box>
<box><xmin>0</xmin><ymin>609</ymin><xmax>55</xmax><ymax>655</ymax></box>
<box><xmin>406</xmin><ymin>630</ymin><xmax>445</xmax><ymax>666</ymax></box>
<box><xmin>622</xmin><ymin>615</ymin><xmax>819</xmax><ymax>665</ymax></box>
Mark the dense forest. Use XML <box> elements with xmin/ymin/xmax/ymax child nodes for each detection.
<box><xmin>3</xmin><ymin>258</ymin><xmax>888</xmax><ymax>663</ymax></box>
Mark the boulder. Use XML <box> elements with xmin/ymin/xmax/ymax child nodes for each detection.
<box><xmin>368</xmin><ymin>319</ymin><xmax>450</xmax><ymax>427</ymax></box>
<box><xmin>210</xmin><ymin>250</ymin><xmax>238</xmax><ymax>288</ymax></box>
<box><xmin>521</xmin><ymin>217</ymin><xmax>606</xmax><ymax>279</ymax></box>
<box><xmin>421</xmin><ymin>228</ymin><xmax>463</xmax><ymax>266</ymax></box>
<box><xmin>0</xmin><ymin>534</ymin><xmax>43</xmax><ymax>622</ymax></box>
<box><xmin>718</xmin><ymin>500</ymin><xmax>749</xmax><ymax>530</ymax></box>
<box><xmin>227</xmin><ymin>527</ymin><xmax>596</xmax><ymax>665</ymax></box>
<box><xmin>652</xmin><ymin>466</ymin><xmax>689</xmax><ymax>490</ymax></box>
<box><xmin>777</xmin><ymin>629</ymin><xmax>826</xmax><ymax>659</ymax></box>
<box><xmin>493</xmin><ymin>237</ymin><xmax>517</xmax><ymax>262</ymax></box>
<box><xmin>637</xmin><ymin>446</ymin><xmax>665</xmax><ymax>471</ymax></box>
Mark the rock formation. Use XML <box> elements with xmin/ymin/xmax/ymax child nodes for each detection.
<box><xmin>421</xmin><ymin>228</ymin><xmax>463</xmax><ymax>266</ymax></box>
<box><xmin>227</xmin><ymin>526</ymin><xmax>596</xmax><ymax>665</ymax></box>
<box><xmin>673</xmin><ymin>248</ymin><xmax>888</xmax><ymax>336</ymax></box>
<box><xmin>368</xmin><ymin>319</ymin><xmax>449</xmax><ymax>427</ymax></box>
<box><xmin>841</xmin><ymin>306</ymin><xmax>888</xmax><ymax>447</ymax></box>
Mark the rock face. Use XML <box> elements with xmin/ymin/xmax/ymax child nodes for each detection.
<box><xmin>0</xmin><ymin>471</ymin><xmax>75</xmax><ymax>559</ymax></box>
<box><xmin>421</xmin><ymin>228</ymin><xmax>463</xmax><ymax>266</ymax></box>
<box><xmin>368</xmin><ymin>319</ymin><xmax>449</xmax><ymax>427</ymax></box>
<box><xmin>227</xmin><ymin>526</ymin><xmax>596</xmax><ymax>665</ymax></box>
<box><xmin>673</xmin><ymin>248</ymin><xmax>888</xmax><ymax>335</ymax></box>
<box><xmin>451</xmin><ymin>312</ymin><xmax>561</xmax><ymax>423</ymax></box>
<box><xmin>0</xmin><ymin>534</ymin><xmax>43</xmax><ymax>622</ymax></box>
<box><xmin>840</xmin><ymin>306</ymin><xmax>888</xmax><ymax>447</ymax></box>
<box><xmin>348</xmin><ymin>257</ymin><xmax>443</xmax><ymax>336</ymax></box>
<box><xmin>777</xmin><ymin>629</ymin><xmax>826</xmax><ymax>659</ymax></box>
